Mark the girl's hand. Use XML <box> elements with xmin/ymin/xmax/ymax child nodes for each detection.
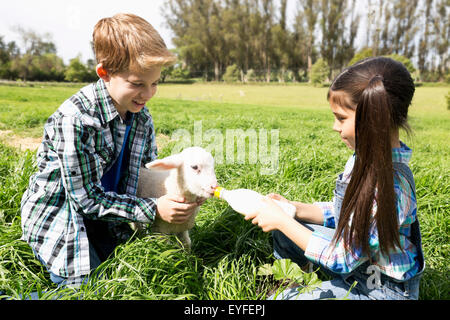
<box><xmin>266</xmin><ymin>193</ymin><xmax>289</xmax><ymax>203</ymax></box>
<box><xmin>244</xmin><ymin>196</ymin><xmax>292</xmax><ymax>232</ymax></box>
<box><xmin>156</xmin><ymin>194</ymin><xmax>199</xmax><ymax>224</ymax></box>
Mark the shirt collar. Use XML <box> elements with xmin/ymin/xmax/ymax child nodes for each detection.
<box><xmin>392</xmin><ymin>141</ymin><xmax>412</xmax><ymax>164</ymax></box>
<box><xmin>343</xmin><ymin>141</ymin><xmax>412</xmax><ymax>179</ymax></box>
<box><xmin>93</xmin><ymin>78</ymin><xmax>153</xmax><ymax>127</ymax></box>
<box><xmin>94</xmin><ymin>78</ymin><xmax>119</xmax><ymax>125</ymax></box>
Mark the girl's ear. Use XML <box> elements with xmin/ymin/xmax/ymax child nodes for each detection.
<box><xmin>145</xmin><ymin>154</ymin><xmax>184</xmax><ymax>170</ymax></box>
<box><xmin>96</xmin><ymin>63</ymin><xmax>110</xmax><ymax>81</ymax></box>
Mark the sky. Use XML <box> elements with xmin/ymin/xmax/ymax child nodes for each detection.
<box><xmin>0</xmin><ymin>0</ymin><xmax>174</xmax><ymax>64</ymax></box>
<box><xmin>0</xmin><ymin>0</ymin><xmax>368</xmax><ymax>65</ymax></box>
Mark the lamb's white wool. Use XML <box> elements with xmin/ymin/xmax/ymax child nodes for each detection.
<box><xmin>135</xmin><ymin>147</ymin><xmax>217</xmax><ymax>248</ymax></box>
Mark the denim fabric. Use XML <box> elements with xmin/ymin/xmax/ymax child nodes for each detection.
<box><xmin>270</xmin><ymin>161</ymin><xmax>424</xmax><ymax>300</ymax></box>
<box><xmin>33</xmin><ymin>240</ymin><xmax>102</xmax><ymax>288</ymax></box>
<box><xmin>272</xmin><ymin>222</ymin><xmax>422</xmax><ymax>300</ymax></box>
<box><xmin>272</xmin><ymin>222</ymin><xmax>336</xmax><ymax>274</ymax></box>
<box><xmin>270</xmin><ymin>267</ymin><xmax>422</xmax><ymax>300</ymax></box>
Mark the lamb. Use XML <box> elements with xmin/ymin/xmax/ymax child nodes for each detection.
<box><xmin>135</xmin><ymin>146</ymin><xmax>218</xmax><ymax>249</ymax></box>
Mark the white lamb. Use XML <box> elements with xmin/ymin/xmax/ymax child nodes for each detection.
<box><xmin>135</xmin><ymin>146</ymin><xmax>218</xmax><ymax>249</ymax></box>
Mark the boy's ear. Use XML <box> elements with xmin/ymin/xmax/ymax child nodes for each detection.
<box><xmin>145</xmin><ymin>154</ymin><xmax>184</xmax><ymax>170</ymax></box>
<box><xmin>96</xmin><ymin>63</ymin><xmax>110</xmax><ymax>81</ymax></box>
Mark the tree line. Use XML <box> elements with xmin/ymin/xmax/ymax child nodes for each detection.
<box><xmin>0</xmin><ymin>0</ymin><xmax>448</xmax><ymax>83</ymax></box>
<box><xmin>163</xmin><ymin>0</ymin><xmax>449</xmax><ymax>82</ymax></box>
<box><xmin>0</xmin><ymin>27</ymin><xmax>97</xmax><ymax>83</ymax></box>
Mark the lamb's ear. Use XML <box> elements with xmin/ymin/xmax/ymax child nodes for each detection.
<box><xmin>145</xmin><ymin>154</ymin><xmax>184</xmax><ymax>170</ymax></box>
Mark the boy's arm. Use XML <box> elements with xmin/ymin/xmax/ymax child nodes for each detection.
<box><xmin>54</xmin><ymin>115</ymin><xmax>156</xmax><ymax>223</ymax></box>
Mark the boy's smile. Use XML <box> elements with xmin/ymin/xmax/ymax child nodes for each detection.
<box><xmin>98</xmin><ymin>65</ymin><xmax>161</xmax><ymax>119</ymax></box>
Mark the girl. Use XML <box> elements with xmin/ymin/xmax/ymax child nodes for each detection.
<box><xmin>246</xmin><ymin>57</ymin><xmax>425</xmax><ymax>300</ymax></box>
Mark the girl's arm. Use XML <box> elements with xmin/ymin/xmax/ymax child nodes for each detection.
<box><xmin>248</xmin><ymin>196</ymin><xmax>366</xmax><ymax>274</ymax></box>
<box><xmin>267</xmin><ymin>193</ymin><xmax>324</xmax><ymax>225</ymax></box>
<box><xmin>245</xmin><ymin>197</ymin><xmax>312</xmax><ymax>251</ymax></box>
<box><xmin>292</xmin><ymin>202</ymin><xmax>324</xmax><ymax>225</ymax></box>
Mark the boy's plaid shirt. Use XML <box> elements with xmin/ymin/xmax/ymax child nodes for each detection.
<box><xmin>21</xmin><ymin>79</ymin><xmax>158</xmax><ymax>278</ymax></box>
<box><xmin>307</xmin><ymin>143</ymin><xmax>421</xmax><ymax>281</ymax></box>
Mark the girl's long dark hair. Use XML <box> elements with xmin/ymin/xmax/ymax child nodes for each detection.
<box><xmin>328</xmin><ymin>57</ymin><xmax>415</xmax><ymax>257</ymax></box>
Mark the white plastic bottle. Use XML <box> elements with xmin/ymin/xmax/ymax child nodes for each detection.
<box><xmin>214</xmin><ymin>187</ymin><xmax>296</xmax><ymax>218</ymax></box>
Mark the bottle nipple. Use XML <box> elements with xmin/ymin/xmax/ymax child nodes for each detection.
<box><xmin>214</xmin><ymin>186</ymin><xmax>223</xmax><ymax>198</ymax></box>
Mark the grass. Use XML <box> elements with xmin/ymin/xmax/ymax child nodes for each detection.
<box><xmin>0</xmin><ymin>83</ymin><xmax>448</xmax><ymax>300</ymax></box>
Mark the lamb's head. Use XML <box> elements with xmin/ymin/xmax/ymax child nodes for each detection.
<box><xmin>145</xmin><ymin>147</ymin><xmax>218</xmax><ymax>199</ymax></box>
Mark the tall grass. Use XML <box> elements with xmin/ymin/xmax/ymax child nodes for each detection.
<box><xmin>0</xmin><ymin>84</ymin><xmax>448</xmax><ymax>300</ymax></box>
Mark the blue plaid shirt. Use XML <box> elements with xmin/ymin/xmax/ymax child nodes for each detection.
<box><xmin>21</xmin><ymin>79</ymin><xmax>158</xmax><ymax>279</ymax></box>
<box><xmin>307</xmin><ymin>143</ymin><xmax>420</xmax><ymax>281</ymax></box>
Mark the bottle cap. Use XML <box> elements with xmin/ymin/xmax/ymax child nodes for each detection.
<box><xmin>214</xmin><ymin>186</ymin><xmax>223</xmax><ymax>198</ymax></box>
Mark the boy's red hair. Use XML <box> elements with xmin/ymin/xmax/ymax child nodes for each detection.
<box><xmin>93</xmin><ymin>13</ymin><xmax>176</xmax><ymax>74</ymax></box>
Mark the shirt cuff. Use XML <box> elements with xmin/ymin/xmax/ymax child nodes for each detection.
<box><xmin>304</xmin><ymin>230</ymin><xmax>333</xmax><ymax>266</ymax></box>
<box><xmin>313</xmin><ymin>201</ymin><xmax>335</xmax><ymax>228</ymax></box>
<box><xmin>134</xmin><ymin>197</ymin><xmax>158</xmax><ymax>223</ymax></box>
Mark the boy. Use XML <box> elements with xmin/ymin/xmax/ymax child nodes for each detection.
<box><xmin>21</xmin><ymin>13</ymin><xmax>200</xmax><ymax>287</ymax></box>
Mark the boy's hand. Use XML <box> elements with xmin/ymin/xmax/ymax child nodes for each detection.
<box><xmin>156</xmin><ymin>194</ymin><xmax>199</xmax><ymax>224</ymax></box>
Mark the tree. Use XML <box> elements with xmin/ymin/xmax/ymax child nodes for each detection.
<box><xmin>163</xmin><ymin>0</ymin><xmax>207</xmax><ymax>79</ymax></box>
<box><xmin>385</xmin><ymin>53</ymin><xmax>416</xmax><ymax>75</ymax></box>
<box><xmin>65</xmin><ymin>56</ymin><xmax>89</xmax><ymax>82</ymax></box>
<box><xmin>291</xmin><ymin>9</ymin><xmax>309</xmax><ymax>81</ymax></box>
<box><xmin>221</xmin><ymin>0</ymin><xmax>251</xmax><ymax>81</ymax></box>
<box><xmin>11</xmin><ymin>53</ymin><xmax>65</xmax><ymax>81</ymax></box>
<box><xmin>417</xmin><ymin>0</ymin><xmax>434</xmax><ymax>80</ymax></box>
<box><xmin>372</xmin><ymin>0</ymin><xmax>384</xmax><ymax>56</ymax></box>
<box><xmin>335</xmin><ymin>0</ymin><xmax>359</xmax><ymax>71</ymax></box>
<box><xmin>260</xmin><ymin>0</ymin><xmax>275</xmax><ymax>82</ymax></box>
<box><xmin>164</xmin><ymin>0</ymin><xmax>228</xmax><ymax>81</ymax></box>
<box><xmin>10</xmin><ymin>54</ymin><xmax>34</xmax><ymax>81</ymax></box>
<box><xmin>31</xmin><ymin>53</ymin><xmax>65</xmax><ymax>81</ymax></box>
<box><xmin>348</xmin><ymin>50</ymin><xmax>415</xmax><ymax>75</ymax></box>
<box><xmin>380</xmin><ymin>0</ymin><xmax>393</xmax><ymax>54</ymax></box>
<box><xmin>297</xmin><ymin>0</ymin><xmax>319</xmax><ymax>81</ymax></box>
<box><xmin>310</xmin><ymin>58</ymin><xmax>330</xmax><ymax>85</ymax></box>
<box><xmin>391</xmin><ymin>0</ymin><xmax>419</xmax><ymax>58</ymax></box>
<box><xmin>271</xmin><ymin>0</ymin><xmax>290</xmax><ymax>82</ymax></box>
<box><xmin>222</xmin><ymin>64</ymin><xmax>240</xmax><ymax>82</ymax></box>
<box><xmin>8</xmin><ymin>27</ymin><xmax>63</xmax><ymax>81</ymax></box>
<box><xmin>0</xmin><ymin>36</ymin><xmax>20</xmax><ymax>79</ymax></box>
<box><xmin>348</xmin><ymin>47</ymin><xmax>374</xmax><ymax>66</ymax></box>
<box><xmin>12</xmin><ymin>26</ymin><xmax>56</xmax><ymax>56</ymax></box>
<box><xmin>319</xmin><ymin>0</ymin><xmax>349</xmax><ymax>78</ymax></box>
<box><xmin>161</xmin><ymin>0</ymin><xmax>445</xmax><ymax>83</ymax></box>
<box><xmin>431</xmin><ymin>0</ymin><xmax>450</xmax><ymax>80</ymax></box>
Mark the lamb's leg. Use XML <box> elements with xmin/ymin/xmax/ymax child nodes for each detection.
<box><xmin>176</xmin><ymin>231</ymin><xmax>191</xmax><ymax>250</ymax></box>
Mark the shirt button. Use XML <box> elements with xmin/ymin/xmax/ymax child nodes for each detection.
<box><xmin>118</xmin><ymin>133</ymin><xmax>122</xmax><ymax>137</ymax></box>
<box><xmin>81</xmin><ymin>227</ymin><xmax>85</xmax><ymax>232</ymax></box>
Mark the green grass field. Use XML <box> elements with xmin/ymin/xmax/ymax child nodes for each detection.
<box><xmin>0</xmin><ymin>82</ymin><xmax>448</xmax><ymax>300</ymax></box>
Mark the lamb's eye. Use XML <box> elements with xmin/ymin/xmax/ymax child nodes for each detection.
<box><xmin>191</xmin><ymin>165</ymin><xmax>198</xmax><ymax>170</ymax></box>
